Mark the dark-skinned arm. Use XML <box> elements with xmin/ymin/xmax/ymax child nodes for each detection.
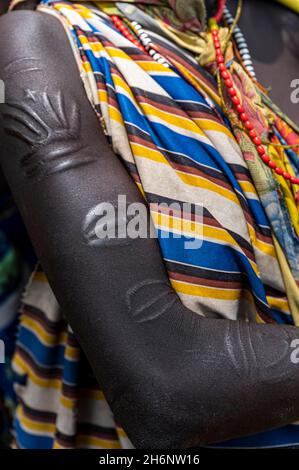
<box><xmin>0</xmin><ymin>11</ymin><xmax>299</xmax><ymax>449</ymax></box>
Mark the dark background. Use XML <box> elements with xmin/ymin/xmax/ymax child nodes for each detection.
<box><xmin>227</xmin><ymin>0</ymin><xmax>299</xmax><ymax>122</ymax></box>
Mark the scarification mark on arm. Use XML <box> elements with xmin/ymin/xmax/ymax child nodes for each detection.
<box><xmin>4</xmin><ymin>57</ymin><xmax>39</xmax><ymax>72</ymax></box>
<box><xmin>245</xmin><ymin>322</ymin><xmax>258</xmax><ymax>379</ymax></box>
<box><xmin>0</xmin><ymin>89</ymin><xmax>98</xmax><ymax>180</ymax></box>
<box><xmin>126</xmin><ymin>279</ymin><xmax>177</xmax><ymax>323</ymax></box>
<box><xmin>225</xmin><ymin>321</ymin><xmax>241</xmax><ymax>375</ymax></box>
<box><xmin>3</xmin><ymin>57</ymin><xmax>43</xmax><ymax>79</ymax></box>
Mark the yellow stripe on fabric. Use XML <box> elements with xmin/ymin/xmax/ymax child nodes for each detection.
<box><xmin>274</xmin><ymin>0</ymin><xmax>299</xmax><ymax>15</ymax></box>
<box><xmin>134</xmin><ymin>59</ymin><xmax>175</xmax><ymax>75</ymax></box>
<box><xmin>80</xmin><ymin>388</ymin><xmax>107</xmax><ymax>401</ymax></box>
<box><xmin>98</xmin><ymin>90</ymin><xmax>108</xmax><ymax>103</ymax></box>
<box><xmin>76</xmin><ymin>435</ymin><xmax>122</xmax><ymax>449</ymax></box>
<box><xmin>256</xmin><ymin>315</ymin><xmax>266</xmax><ymax>324</ymax></box>
<box><xmin>106</xmin><ymin>47</ymin><xmax>138</xmax><ymax>62</ymax></box>
<box><xmin>60</xmin><ymin>395</ymin><xmax>77</xmax><ymax>410</ymax></box>
<box><xmin>131</xmin><ymin>142</ymin><xmax>168</xmax><ymax>165</ymax></box>
<box><xmin>177</xmin><ymin>171</ymin><xmax>239</xmax><ymax>205</ymax></box>
<box><xmin>238</xmin><ymin>179</ymin><xmax>259</xmax><ymax>196</ymax></box>
<box><xmin>194</xmin><ymin>118</ymin><xmax>235</xmax><ymax>140</ymax></box>
<box><xmin>82</xmin><ymin>61</ymin><xmax>93</xmax><ymax>74</ymax></box>
<box><xmin>13</xmin><ymin>355</ymin><xmax>62</xmax><ymax>390</ymax></box>
<box><xmin>21</xmin><ymin>316</ymin><xmax>68</xmax><ymax>347</ymax></box>
<box><xmin>64</xmin><ymin>345</ymin><xmax>81</xmax><ymax>362</ymax></box>
<box><xmin>151</xmin><ymin>211</ymin><xmax>247</xmax><ymax>252</ymax></box>
<box><xmin>78</xmin><ymin>35</ymin><xmax>89</xmax><ymax>45</ymax></box>
<box><xmin>53</xmin><ymin>441</ymin><xmax>63</xmax><ymax>449</ymax></box>
<box><xmin>54</xmin><ymin>3</ymin><xmax>74</xmax><ymax>11</ymax></box>
<box><xmin>266</xmin><ymin>296</ymin><xmax>290</xmax><ymax>314</ymax></box>
<box><xmin>136</xmin><ymin>181</ymin><xmax>146</xmax><ymax>198</ymax></box>
<box><xmin>33</xmin><ymin>271</ymin><xmax>48</xmax><ymax>283</ymax></box>
<box><xmin>108</xmin><ymin>105</ymin><xmax>124</xmax><ymax>126</ymax></box>
<box><xmin>111</xmin><ymin>73</ymin><xmax>140</xmax><ymax>108</ymax></box>
<box><xmin>17</xmin><ymin>406</ymin><xmax>56</xmax><ymax>435</ymax></box>
<box><xmin>116</xmin><ymin>427</ymin><xmax>128</xmax><ymax>439</ymax></box>
<box><xmin>151</xmin><ymin>211</ymin><xmax>203</xmax><ymax>239</ymax></box>
<box><xmin>171</xmin><ymin>279</ymin><xmax>242</xmax><ymax>300</ymax></box>
<box><xmin>247</xmin><ymin>224</ymin><xmax>276</xmax><ymax>258</ymax></box>
<box><xmin>89</xmin><ymin>43</ymin><xmax>104</xmax><ymax>57</ymax></box>
<box><xmin>140</xmin><ymin>103</ymin><xmax>206</xmax><ymax>138</ymax></box>
<box><xmin>75</xmin><ymin>3</ymin><xmax>95</xmax><ymax>19</ymax></box>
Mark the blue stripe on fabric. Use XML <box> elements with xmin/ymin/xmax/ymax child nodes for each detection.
<box><xmin>157</xmin><ymin>230</ymin><xmax>268</xmax><ymax>304</ymax></box>
<box><xmin>17</xmin><ymin>328</ymin><xmax>66</xmax><ymax>367</ymax></box>
<box><xmin>211</xmin><ymin>424</ymin><xmax>299</xmax><ymax>448</ymax></box>
<box><xmin>15</xmin><ymin>418</ymin><xmax>54</xmax><ymax>450</ymax></box>
<box><xmin>86</xmin><ymin>27</ymin><xmax>273</xmax><ymax>235</ymax></box>
<box><xmin>270</xmin><ymin>308</ymin><xmax>294</xmax><ymax>325</ymax></box>
<box><xmin>243</xmin><ymin>198</ymin><xmax>270</xmax><ymax>229</ymax></box>
<box><xmin>151</xmin><ymin>74</ymin><xmax>212</xmax><ymax>106</ymax></box>
<box><xmin>16</xmin><ymin>331</ymin><xmax>79</xmax><ymax>385</ymax></box>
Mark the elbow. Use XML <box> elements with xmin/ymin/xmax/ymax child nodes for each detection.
<box><xmin>108</xmin><ymin>371</ymin><xmax>208</xmax><ymax>449</ymax></box>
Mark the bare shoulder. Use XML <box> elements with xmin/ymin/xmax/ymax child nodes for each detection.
<box><xmin>0</xmin><ymin>10</ymin><xmax>73</xmax><ymax>74</ymax></box>
<box><xmin>0</xmin><ymin>9</ymin><xmax>104</xmax><ymax>179</ymax></box>
<box><xmin>0</xmin><ymin>10</ymin><xmax>55</xmax><ymax>43</ymax></box>
<box><xmin>0</xmin><ymin>8</ymin><xmax>83</xmax><ymax>101</ymax></box>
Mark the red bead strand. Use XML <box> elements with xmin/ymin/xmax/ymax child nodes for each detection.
<box><xmin>212</xmin><ymin>0</ymin><xmax>227</xmax><ymax>23</ymax></box>
<box><xmin>210</xmin><ymin>25</ymin><xmax>299</xmax><ymax>186</ymax></box>
<box><xmin>110</xmin><ymin>15</ymin><xmax>146</xmax><ymax>53</ymax></box>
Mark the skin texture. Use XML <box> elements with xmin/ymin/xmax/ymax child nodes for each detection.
<box><xmin>0</xmin><ymin>8</ymin><xmax>299</xmax><ymax>449</ymax></box>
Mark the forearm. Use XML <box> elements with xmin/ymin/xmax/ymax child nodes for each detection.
<box><xmin>1</xmin><ymin>11</ymin><xmax>299</xmax><ymax>449</ymax></box>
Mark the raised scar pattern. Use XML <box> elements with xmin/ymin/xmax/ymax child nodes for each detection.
<box><xmin>83</xmin><ymin>202</ymin><xmax>135</xmax><ymax>247</ymax></box>
<box><xmin>3</xmin><ymin>57</ymin><xmax>43</xmax><ymax>80</ymax></box>
<box><xmin>126</xmin><ymin>280</ymin><xmax>177</xmax><ymax>323</ymax></box>
<box><xmin>1</xmin><ymin>89</ymin><xmax>98</xmax><ymax>179</ymax></box>
<box><xmin>224</xmin><ymin>322</ymin><xmax>295</xmax><ymax>383</ymax></box>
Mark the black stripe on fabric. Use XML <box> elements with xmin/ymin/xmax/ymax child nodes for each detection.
<box><xmin>77</xmin><ymin>422</ymin><xmax>120</xmax><ymax>440</ymax></box>
<box><xmin>264</xmin><ymin>284</ymin><xmax>287</xmax><ymax>298</ymax></box>
<box><xmin>125</xmin><ymin>122</ymin><xmax>153</xmax><ymax>144</ymax></box>
<box><xmin>146</xmin><ymin>192</ymin><xmax>256</xmax><ymax>261</ymax></box>
<box><xmin>174</xmin><ymin>101</ymin><xmax>216</xmax><ymax>116</ymax></box>
<box><xmin>55</xmin><ymin>430</ymin><xmax>76</xmax><ymax>447</ymax></box>
<box><xmin>15</xmin><ymin>345</ymin><xmax>64</xmax><ymax>379</ymax></box>
<box><xmin>146</xmin><ymin>192</ymin><xmax>237</xmax><ymax>223</ymax></box>
<box><xmin>165</xmin><ymin>259</ymin><xmax>244</xmax><ymax>283</ymax></box>
<box><xmin>146</xmin><ymin>192</ymin><xmax>204</xmax><ymax>216</ymax></box>
<box><xmin>19</xmin><ymin>398</ymin><xmax>56</xmax><ymax>424</ymax></box>
<box><xmin>120</xmin><ymin>160</ymin><xmax>139</xmax><ymax>180</ymax></box>
<box><xmin>61</xmin><ymin>382</ymin><xmax>80</xmax><ymax>399</ymax></box>
<box><xmin>156</xmin><ymin>147</ymin><xmax>230</xmax><ymax>184</ymax></box>
<box><xmin>21</xmin><ymin>304</ymin><xmax>67</xmax><ymax>334</ymax></box>
<box><xmin>226</xmin><ymin>228</ymin><xmax>256</xmax><ymax>258</ymax></box>
<box><xmin>235</xmin><ymin>193</ymin><xmax>272</xmax><ymax>240</ymax></box>
<box><xmin>131</xmin><ymin>86</ymin><xmax>214</xmax><ymax>117</ymax></box>
<box><xmin>131</xmin><ymin>86</ymin><xmax>184</xmax><ymax>110</ymax></box>
<box><xmin>229</xmin><ymin>163</ymin><xmax>253</xmax><ymax>177</ymax></box>
<box><xmin>147</xmin><ymin>32</ymin><xmax>217</xmax><ymax>88</ymax></box>
<box><xmin>121</xmin><ymin>46</ymin><xmax>147</xmax><ymax>57</ymax></box>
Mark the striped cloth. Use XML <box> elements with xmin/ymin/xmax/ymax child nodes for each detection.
<box><xmin>11</xmin><ymin>1</ymin><xmax>299</xmax><ymax>448</ymax></box>
<box><xmin>0</xmin><ymin>192</ymin><xmax>35</xmax><ymax>447</ymax></box>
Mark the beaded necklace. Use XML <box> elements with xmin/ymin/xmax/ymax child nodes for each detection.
<box><xmin>209</xmin><ymin>17</ymin><xmax>299</xmax><ymax>186</ymax></box>
<box><xmin>223</xmin><ymin>6</ymin><xmax>256</xmax><ymax>79</ymax></box>
<box><xmin>110</xmin><ymin>14</ymin><xmax>170</xmax><ymax>68</ymax></box>
<box><xmin>110</xmin><ymin>1</ymin><xmax>299</xmax><ymax>187</ymax></box>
